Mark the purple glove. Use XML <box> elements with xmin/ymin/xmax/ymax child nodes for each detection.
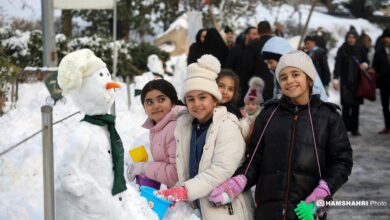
<box><xmin>126</xmin><ymin>162</ymin><xmax>146</xmax><ymax>182</ymax></box>
<box><xmin>208</xmin><ymin>175</ymin><xmax>247</xmax><ymax>204</ymax></box>
<box><xmin>305</xmin><ymin>180</ymin><xmax>331</xmax><ymax>203</ymax></box>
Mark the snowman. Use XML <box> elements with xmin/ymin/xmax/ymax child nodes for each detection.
<box><xmin>55</xmin><ymin>49</ymin><xmax>157</xmax><ymax>220</ymax></box>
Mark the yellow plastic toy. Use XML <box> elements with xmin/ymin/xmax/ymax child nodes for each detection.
<box><xmin>129</xmin><ymin>145</ymin><xmax>148</xmax><ymax>162</ymax></box>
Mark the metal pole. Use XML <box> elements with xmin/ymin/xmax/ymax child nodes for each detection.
<box><xmin>110</xmin><ymin>0</ymin><xmax>118</xmax><ymax>116</ymax></box>
<box><xmin>42</xmin><ymin>0</ymin><xmax>57</xmax><ymax>67</ymax></box>
<box><xmin>41</xmin><ymin>105</ymin><xmax>55</xmax><ymax>220</ymax></box>
<box><xmin>297</xmin><ymin>0</ymin><xmax>317</xmax><ymax>49</ymax></box>
<box><xmin>126</xmin><ymin>76</ymin><xmax>132</xmax><ymax>110</ymax></box>
<box><xmin>112</xmin><ymin>0</ymin><xmax>118</xmax><ymax>77</ymax></box>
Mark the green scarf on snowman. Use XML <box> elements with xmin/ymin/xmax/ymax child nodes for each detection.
<box><xmin>82</xmin><ymin>114</ymin><xmax>127</xmax><ymax>196</ymax></box>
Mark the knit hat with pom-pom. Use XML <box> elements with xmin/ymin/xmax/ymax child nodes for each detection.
<box><xmin>57</xmin><ymin>49</ymin><xmax>106</xmax><ymax>94</ymax></box>
<box><xmin>182</xmin><ymin>54</ymin><xmax>222</xmax><ymax>101</ymax></box>
<box><xmin>244</xmin><ymin>76</ymin><xmax>265</xmax><ymax>105</ymax></box>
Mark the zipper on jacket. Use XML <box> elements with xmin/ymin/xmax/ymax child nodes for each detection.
<box><xmin>283</xmin><ymin>114</ymin><xmax>299</xmax><ymax>220</ymax></box>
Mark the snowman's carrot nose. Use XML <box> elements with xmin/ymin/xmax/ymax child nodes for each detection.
<box><xmin>106</xmin><ymin>82</ymin><xmax>121</xmax><ymax>90</ymax></box>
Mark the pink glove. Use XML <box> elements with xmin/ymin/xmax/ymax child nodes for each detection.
<box><xmin>126</xmin><ymin>162</ymin><xmax>146</xmax><ymax>182</ymax></box>
<box><xmin>305</xmin><ymin>180</ymin><xmax>331</xmax><ymax>203</ymax></box>
<box><xmin>155</xmin><ymin>186</ymin><xmax>188</xmax><ymax>202</ymax></box>
<box><xmin>208</xmin><ymin>175</ymin><xmax>247</xmax><ymax>204</ymax></box>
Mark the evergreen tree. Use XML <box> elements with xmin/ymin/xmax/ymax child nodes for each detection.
<box><xmin>73</xmin><ymin>0</ymin><xmax>161</xmax><ymax>39</ymax></box>
<box><xmin>0</xmin><ymin>45</ymin><xmax>20</xmax><ymax>116</ymax></box>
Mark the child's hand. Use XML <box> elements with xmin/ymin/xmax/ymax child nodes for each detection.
<box><xmin>155</xmin><ymin>186</ymin><xmax>188</xmax><ymax>202</ymax></box>
<box><xmin>209</xmin><ymin>192</ymin><xmax>231</xmax><ymax>206</ymax></box>
<box><xmin>208</xmin><ymin>175</ymin><xmax>247</xmax><ymax>204</ymax></box>
<box><xmin>305</xmin><ymin>180</ymin><xmax>331</xmax><ymax>203</ymax></box>
<box><xmin>126</xmin><ymin>162</ymin><xmax>146</xmax><ymax>182</ymax></box>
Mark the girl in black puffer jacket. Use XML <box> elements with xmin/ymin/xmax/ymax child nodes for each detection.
<box><xmin>208</xmin><ymin>51</ymin><xmax>353</xmax><ymax>220</ymax></box>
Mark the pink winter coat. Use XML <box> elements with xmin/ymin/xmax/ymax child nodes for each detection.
<box><xmin>142</xmin><ymin>105</ymin><xmax>185</xmax><ymax>187</ymax></box>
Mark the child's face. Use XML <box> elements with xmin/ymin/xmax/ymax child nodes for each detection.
<box><xmin>245</xmin><ymin>101</ymin><xmax>258</xmax><ymax>115</ymax></box>
<box><xmin>185</xmin><ymin>90</ymin><xmax>217</xmax><ymax>124</ymax></box>
<box><xmin>279</xmin><ymin>67</ymin><xmax>311</xmax><ymax>105</ymax></box>
<box><xmin>217</xmin><ymin>76</ymin><xmax>235</xmax><ymax>104</ymax></box>
<box><xmin>143</xmin><ymin>89</ymin><xmax>173</xmax><ymax>123</ymax></box>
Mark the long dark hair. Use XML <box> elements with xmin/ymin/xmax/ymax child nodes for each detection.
<box><xmin>141</xmin><ymin>79</ymin><xmax>179</xmax><ymax>106</ymax></box>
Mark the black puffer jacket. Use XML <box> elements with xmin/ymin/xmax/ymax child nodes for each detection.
<box><xmin>236</xmin><ymin>95</ymin><xmax>353</xmax><ymax>220</ymax></box>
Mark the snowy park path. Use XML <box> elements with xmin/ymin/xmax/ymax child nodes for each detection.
<box><xmin>328</xmin><ymin>93</ymin><xmax>390</xmax><ymax>220</ymax></box>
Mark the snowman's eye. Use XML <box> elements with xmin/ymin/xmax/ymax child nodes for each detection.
<box><xmin>99</xmin><ymin>72</ymin><xmax>103</xmax><ymax>77</ymax></box>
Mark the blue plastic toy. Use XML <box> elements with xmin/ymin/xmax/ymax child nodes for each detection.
<box><xmin>140</xmin><ymin>186</ymin><xmax>173</xmax><ymax>219</ymax></box>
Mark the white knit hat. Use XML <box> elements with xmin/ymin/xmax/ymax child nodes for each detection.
<box><xmin>275</xmin><ymin>50</ymin><xmax>317</xmax><ymax>83</ymax></box>
<box><xmin>182</xmin><ymin>54</ymin><xmax>222</xmax><ymax>101</ymax></box>
<box><xmin>57</xmin><ymin>49</ymin><xmax>106</xmax><ymax>94</ymax></box>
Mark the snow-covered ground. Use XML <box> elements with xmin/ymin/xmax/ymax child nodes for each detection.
<box><xmin>328</xmin><ymin>92</ymin><xmax>390</xmax><ymax>220</ymax></box>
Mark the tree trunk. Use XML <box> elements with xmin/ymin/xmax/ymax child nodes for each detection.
<box><xmin>61</xmin><ymin>10</ymin><xmax>72</xmax><ymax>37</ymax></box>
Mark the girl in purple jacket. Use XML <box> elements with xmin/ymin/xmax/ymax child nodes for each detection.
<box><xmin>127</xmin><ymin>79</ymin><xmax>185</xmax><ymax>187</ymax></box>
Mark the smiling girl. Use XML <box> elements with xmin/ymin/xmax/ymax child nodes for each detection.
<box><xmin>126</xmin><ymin>79</ymin><xmax>185</xmax><ymax>188</ymax></box>
<box><xmin>156</xmin><ymin>55</ymin><xmax>254</xmax><ymax>220</ymax></box>
<box><xmin>209</xmin><ymin>51</ymin><xmax>353</xmax><ymax>220</ymax></box>
<box><xmin>216</xmin><ymin>69</ymin><xmax>243</xmax><ymax>119</ymax></box>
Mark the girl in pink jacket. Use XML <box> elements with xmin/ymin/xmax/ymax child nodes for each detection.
<box><xmin>127</xmin><ymin>79</ymin><xmax>185</xmax><ymax>187</ymax></box>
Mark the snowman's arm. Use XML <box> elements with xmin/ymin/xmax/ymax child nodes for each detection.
<box><xmin>59</xmin><ymin>128</ymin><xmax>94</xmax><ymax>197</ymax></box>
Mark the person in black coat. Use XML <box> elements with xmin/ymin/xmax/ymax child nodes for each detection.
<box><xmin>333</xmin><ymin>30</ymin><xmax>369</xmax><ymax>136</ymax></box>
<box><xmin>240</xmin><ymin>21</ymin><xmax>274</xmax><ymax>104</ymax></box>
<box><xmin>224</xmin><ymin>26</ymin><xmax>258</xmax><ymax>73</ymax></box>
<box><xmin>304</xmin><ymin>36</ymin><xmax>331</xmax><ymax>90</ymax></box>
<box><xmin>372</xmin><ymin>28</ymin><xmax>390</xmax><ymax>134</ymax></box>
<box><xmin>202</xmin><ymin>28</ymin><xmax>229</xmax><ymax>65</ymax></box>
<box><xmin>187</xmin><ymin>29</ymin><xmax>207</xmax><ymax>64</ymax></box>
<box><xmin>208</xmin><ymin>51</ymin><xmax>353</xmax><ymax>220</ymax></box>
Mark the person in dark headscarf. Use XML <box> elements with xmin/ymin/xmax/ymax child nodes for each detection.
<box><xmin>333</xmin><ymin>30</ymin><xmax>369</xmax><ymax>136</ymax></box>
<box><xmin>202</xmin><ymin>28</ymin><xmax>229</xmax><ymax>65</ymax></box>
<box><xmin>373</xmin><ymin>28</ymin><xmax>390</xmax><ymax>134</ymax></box>
<box><xmin>187</xmin><ymin>29</ymin><xmax>207</xmax><ymax>64</ymax></box>
<box><xmin>224</xmin><ymin>26</ymin><xmax>235</xmax><ymax>49</ymax></box>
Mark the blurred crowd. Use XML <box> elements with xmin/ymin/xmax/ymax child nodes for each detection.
<box><xmin>186</xmin><ymin>21</ymin><xmax>390</xmax><ymax>136</ymax></box>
